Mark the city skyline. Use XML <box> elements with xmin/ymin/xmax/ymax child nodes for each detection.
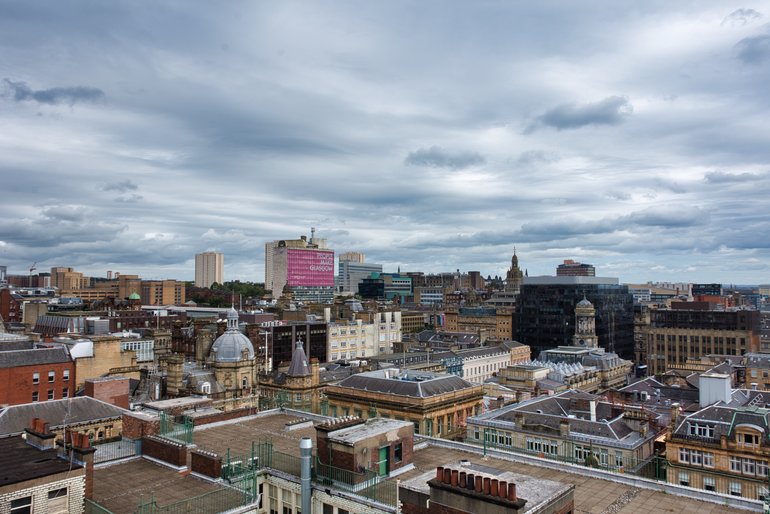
<box><xmin>1</xmin><ymin>2</ymin><xmax>769</xmax><ymax>283</ymax></box>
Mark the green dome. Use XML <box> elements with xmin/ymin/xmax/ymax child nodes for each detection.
<box><xmin>128</xmin><ymin>292</ymin><xmax>141</xmax><ymax>300</ymax></box>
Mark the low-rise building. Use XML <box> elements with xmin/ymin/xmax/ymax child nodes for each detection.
<box><xmin>324</xmin><ymin>369</ymin><xmax>484</xmax><ymax>439</ymax></box>
<box><xmin>467</xmin><ymin>390</ymin><xmax>659</xmax><ymax>471</ymax></box>
<box><xmin>0</xmin><ymin>347</ymin><xmax>75</xmax><ymax>406</ymax></box>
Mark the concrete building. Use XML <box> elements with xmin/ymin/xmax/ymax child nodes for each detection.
<box><xmin>194</xmin><ymin>251</ymin><xmax>224</xmax><ymax>288</ymax></box>
<box><xmin>265</xmin><ymin>231</ymin><xmax>331</xmax><ymax>299</ymax></box>
<box><xmin>457</xmin><ymin>346</ymin><xmax>514</xmax><ymax>384</ymax></box>
<box><xmin>337</xmin><ymin>252</ymin><xmax>383</xmax><ymax>295</ymax></box>
<box><xmin>324</xmin><ymin>369</ymin><xmax>484</xmax><ymax>438</ymax></box>
<box><xmin>325</xmin><ymin>307</ymin><xmax>402</xmax><ymax>361</ymax></box>
<box><xmin>141</xmin><ymin>279</ymin><xmax>185</xmax><ymax>306</ymax></box>
<box><xmin>643</xmin><ymin>306</ymin><xmax>760</xmax><ymax>374</ymax></box>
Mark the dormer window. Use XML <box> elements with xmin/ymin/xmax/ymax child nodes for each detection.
<box><xmin>738</xmin><ymin>432</ymin><xmax>760</xmax><ymax>446</ymax></box>
<box><xmin>688</xmin><ymin>423</ymin><xmax>714</xmax><ymax>438</ymax></box>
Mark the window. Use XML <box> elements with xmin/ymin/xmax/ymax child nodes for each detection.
<box><xmin>743</xmin><ymin>459</ymin><xmax>756</xmax><ymax>475</ymax></box>
<box><xmin>394</xmin><ymin>442</ymin><xmax>403</xmax><ymax>463</ymax></box>
<box><xmin>47</xmin><ymin>389</ymin><xmax>54</xmax><ymax>400</ymax></box>
<box><xmin>322</xmin><ymin>504</ymin><xmax>333</xmax><ymax>514</ymax></box>
<box><xmin>63</xmin><ymin>369</ymin><xmax>70</xmax><ymax>381</ymax></box>
<box><xmin>679</xmin><ymin>471</ymin><xmax>689</xmax><ymax>486</ymax></box>
<box><xmin>62</xmin><ymin>387</ymin><xmax>69</xmax><ymax>398</ymax></box>
<box><xmin>10</xmin><ymin>497</ymin><xmax>32</xmax><ymax>513</ymax></box>
<box><xmin>473</xmin><ymin>427</ymin><xmax>480</xmax><ymax>440</ymax></box>
<box><xmin>32</xmin><ymin>372</ymin><xmax>39</xmax><ymax>384</ymax></box>
<box><xmin>31</xmin><ymin>391</ymin><xmax>38</xmax><ymax>402</ymax></box>
<box><xmin>282</xmin><ymin>507</ymin><xmax>292</xmax><ymax>514</ymax></box>
<box><xmin>730</xmin><ymin>482</ymin><xmax>742</xmax><ymax>497</ymax></box>
<box><xmin>703</xmin><ymin>477</ymin><xmax>715</xmax><ymax>491</ymax></box>
<box><xmin>679</xmin><ymin>448</ymin><xmax>689</xmax><ymax>463</ymax></box>
<box><xmin>731</xmin><ymin>457</ymin><xmax>741</xmax><ymax>472</ymax></box>
<box><xmin>757</xmin><ymin>461</ymin><xmax>768</xmax><ymax>477</ymax></box>
<box><xmin>48</xmin><ymin>488</ymin><xmax>68</xmax><ymax>514</ymax></box>
<box><xmin>615</xmin><ymin>452</ymin><xmax>623</xmax><ymax>468</ymax></box>
<box><xmin>703</xmin><ymin>452</ymin><xmax>714</xmax><ymax>468</ymax></box>
<box><xmin>48</xmin><ymin>370</ymin><xmax>55</xmax><ymax>382</ymax></box>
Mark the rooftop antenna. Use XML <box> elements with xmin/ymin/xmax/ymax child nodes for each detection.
<box><xmin>310</xmin><ymin>227</ymin><xmax>316</xmax><ymax>244</ymax></box>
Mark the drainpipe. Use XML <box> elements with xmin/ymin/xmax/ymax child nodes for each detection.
<box><xmin>300</xmin><ymin>437</ymin><xmax>312</xmax><ymax>514</ymax></box>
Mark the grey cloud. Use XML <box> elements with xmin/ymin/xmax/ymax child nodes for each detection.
<box><xmin>516</xmin><ymin>150</ymin><xmax>560</xmax><ymax>165</ymax></box>
<box><xmin>735</xmin><ymin>29</ymin><xmax>770</xmax><ymax>64</ymax></box>
<box><xmin>114</xmin><ymin>194</ymin><xmax>143</xmax><ymax>203</ymax></box>
<box><xmin>405</xmin><ymin>146</ymin><xmax>486</xmax><ymax>170</ymax></box>
<box><xmin>705</xmin><ymin>171</ymin><xmax>765</xmax><ymax>183</ymax></box>
<box><xmin>526</xmin><ymin>96</ymin><xmax>633</xmax><ymax>133</ymax></box>
<box><xmin>722</xmin><ymin>9</ymin><xmax>763</xmax><ymax>27</ymax></box>
<box><xmin>3</xmin><ymin>78</ymin><xmax>104</xmax><ymax>105</ymax></box>
<box><xmin>100</xmin><ymin>180</ymin><xmax>139</xmax><ymax>193</ymax></box>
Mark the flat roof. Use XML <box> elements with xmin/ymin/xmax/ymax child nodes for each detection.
<box><xmin>327</xmin><ymin>418</ymin><xmax>412</xmax><ymax>445</ymax></box>
<box><xmin>523</xmin><ymin>276</ymin><xmax>620</xmax><ymax>285</ymax></box>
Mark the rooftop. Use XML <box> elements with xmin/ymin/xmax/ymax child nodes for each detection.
<box><xmin>0</xmin><ymin>436</ymin><xmax>81</xmax><ymax>487</ymax></box>
<box><xmin>331</xmin><ymin>369</ymin><xmax>479</xmax><ymax>398</ymax></box>
<box><xmin>0</xmin><ymin>397</ymin><xmax>126</xmax><ymax>437</ymax></box>
<box><xmin>326</xmin><ymin>418</ymin><xmax>413</xmax><ymax>445</ymax></box>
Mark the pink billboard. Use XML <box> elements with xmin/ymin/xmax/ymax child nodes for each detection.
<box><xmin>286</xmin><ymin>249</ymin><xmax>335</xmax><ymax>287</ymax></box>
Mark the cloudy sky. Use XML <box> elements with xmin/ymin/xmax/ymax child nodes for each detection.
<box><xmin>2</xmin><ymin>1</ymin><xmax>770</xmax><ymax>285</ymax></box>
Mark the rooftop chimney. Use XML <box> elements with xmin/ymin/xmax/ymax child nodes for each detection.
<box><xmin>25</xmin><ymin>418</ymin><xmax>56</xmax><ymax>450</ymax></box>
<box><xmin>300</xmin><ymin>437</ymin><xmax>312</xmax><ymax>514</ymax></box>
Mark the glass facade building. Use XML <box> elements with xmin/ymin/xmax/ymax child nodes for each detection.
<box><xmin>515</xmin><ymin>276</ymin><xmax>635</xmax><ymax>359</ymax></box>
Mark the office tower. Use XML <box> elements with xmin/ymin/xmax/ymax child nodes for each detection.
<box><xmin>515</xmin><ymin>275</ymin><xmax>634</xmax><ymax>359</ymax></box>
<box><xmin>195</xmin><ymin>252</ymin><xmax>224</xmax><ymax>288</ymax></box>
<box><xmin>556</xmin><ymin>259</ymin><xmax>596</xmax><ymax>277</ymax></box>
<box><xmin>267</xmin><ymin>230</ymin><xmax>334</xmax><ymax>303</ymax></box>
<box><xmin>337</xmin><ymin>254</ymin><xmax>382</xmax><ymax>294</ymax></box>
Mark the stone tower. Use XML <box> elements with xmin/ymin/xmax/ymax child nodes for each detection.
<box><xmin>573</xmin><ymin>297</ymin><xmax>598</xmax><ymax>348</ymax></box>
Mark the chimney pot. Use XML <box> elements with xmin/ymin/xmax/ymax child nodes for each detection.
<box><xmin>475</xmin><ymin>475</ymin><xmax>482</xmax><ymax>492</ymax></box>
<box><xmin>443</xmin><ymin>468</ymin><xmax>451</xmax><ymax>484</ymax></box>
<box><xmin>499</xmin><ymin>481</ymin><xmax>507</xmax><ymax>499</ymax></box>
<box><xmin>436</xmin><ymin>466</ymin><xmax>444</xmax><ymax>481</ymax></box>
<box><xmin>508</xmin><ymin>483</ymin><xmax>517</xmax><ymax>501</ymax></box>
<box><xmin>451</xmin><ymin>469</ymin><xmax>458</xmax><ymax>486</ymax></box>
<box><xmin>483</xmin><ymin>477</ymin><xmax>491</xmax><ymax>495</ymax></box>
<box><xmin>466</xmin><ymin>474</ymin><xmax>475</xmax><ymax>490</ymax></box>
<box><xmin>459</xmin><ymin>471</ymin><xmax>467</xmax><ymax>488</ymax></box>
<box><xmin>490</xmin><ymin>479</ymin><xmax>499</xmax><ymax>496</ymax></box>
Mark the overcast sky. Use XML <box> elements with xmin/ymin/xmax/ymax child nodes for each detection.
<box><xmin>2</xmin><ymin>1</ymin><xmax>770</xmax><ymax>285</ymax></box>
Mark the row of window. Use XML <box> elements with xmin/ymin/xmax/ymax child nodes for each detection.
<box><xmin>32</xmin><ymin>369</ymin><xmax>70</xmax><ymax>384</ymax></box>
<box><xmin>32</xmin><ymin>388</ymin><xmax>69</xmax><ymax>402</ymax></box>
<box><xmin>687</xmin><ymin>422</ymin><xmax>714</xmax><ymax>438</ymax></box>
<box><xmin>730</xmin><ymin>457</ymin><xmax>769</xmax><ymax>477</ymax></box>
<box><xmin>678</xmin><ymin>448</ymin><xmax>715</xmax><ymax>467</ymax></box>
<box><xmin>9</xmin><ymin>487</ymin><xmax>68</xmax><ymax>514</ymax></box>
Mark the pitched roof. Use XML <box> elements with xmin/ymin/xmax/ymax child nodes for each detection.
<box><xmin>287</xmin><ymin>340</ymin><xmax>310</xmax><ymax>377</ymax></box>
<box><xmin>0</xmin><ymin>436</ymin><xmax>81</xmax><ymax>486</ymax></box>
<box><xmin>333</xmin><ymin>370</ymin><xmax>478</xmax><ymax>398</ymax></box>
<box><xmin>0</xmin><ymin>397</ymin><xmax>125</xmax><ymax>437</ymax></box>
<box><xmin>0</xmin><ymin>347</ymin><xmax>72</xmax><ymax>368</ymax></box>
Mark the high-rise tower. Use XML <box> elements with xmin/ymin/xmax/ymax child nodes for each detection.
<box><xmin>195</xmin><ymin>252</ymin><xmax>224</xmax><ymax>288</ymax></box>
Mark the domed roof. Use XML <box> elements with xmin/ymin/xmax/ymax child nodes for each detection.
<box><xmin>210</xmin><ymin>308</ymin><xmax>255</xmax><ymax>362</ymax></box>
<box><xmin>128</xmin><ymin>292</ymin><xmax>141</xmax><ymax>300</ymax></box>
<box><xmin>576</xmin><ymin>297</ymin><xmax>594</xmax><ymax>308</ymax></box>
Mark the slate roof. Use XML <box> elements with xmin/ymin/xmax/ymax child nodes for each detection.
<box><xmin>0</xmin><ymin>397</ymin><xmax>125</xmax><ymax>437</ymax></box>
<box><xmin>333</xmin><ymin>370</ymin><xmax>478</xmax><ymax>398</ymax></box>
<box><xmin>489</xmin><ymin>390</ymin><xmax>644</xmax><ymax>445</ymax></box>
<box><xmin>287</xmin><ymin>340</ymin><xmax>310</xmax><ymax>377</ymax></box>
<box><xmin>0</xmin><ymin>347</ymin><xmax>72</xmax><ymax>368</ymax></box>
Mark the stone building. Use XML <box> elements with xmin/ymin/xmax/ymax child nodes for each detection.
<box><xmin>258</xmin><ymin>340</ymin><xmax>323</xmax><ymax>412</ymax></box>
<box><xmin>324</xmin><ymin>369</ymin><xmax>484</xmax><ymax>439</ymax></box>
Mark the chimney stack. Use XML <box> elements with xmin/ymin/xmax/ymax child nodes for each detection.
<box><xmin>64</xmin><ymin>429</ymin><xmax>96</xmax><ymax>500</ymax></box>
<box><xmin>25</xmin><ymin>418</ymin><xmax>56</xmax><ymax>451</ymax></box>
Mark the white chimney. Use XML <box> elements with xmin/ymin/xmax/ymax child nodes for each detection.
<box><xmin>699</xmin><ymin>373</ymin><xmax>732</xmax><ymax>406</ymax></box>
<box><xmin>589</xmin><ymin>399</ymin><xmax>597</xmax><ymax>422</ymax></box>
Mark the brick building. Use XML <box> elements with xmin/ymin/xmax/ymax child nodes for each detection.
<box><xmin>0</xmin><ymin>347</ymin><xmax>75</xmax><ymax>406</ymax></box>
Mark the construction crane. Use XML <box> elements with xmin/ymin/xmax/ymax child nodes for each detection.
<box><xmin>28</xmin><ymin>262</ymin><xmax>37</xmax><ymax>288</ymax></box>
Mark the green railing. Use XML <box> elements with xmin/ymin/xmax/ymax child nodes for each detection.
<box><xmin>135</xmin><ymin>487</ymin><xmax>254</xmax><ymax>514</ymax></box>
<box><xmin>159</xmin><ymin>412</ymin><xmax>193</xmax><ymax>445</ymax></box>
<box><xmin>93</xmin><ymin>438</ymin><xmax>140</xmax><ymax>464</ymax></box>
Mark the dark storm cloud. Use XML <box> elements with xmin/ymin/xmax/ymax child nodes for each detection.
<box><xmin>3</xmin><ymin>79</ymin><xmax>105</xmax><ymax>105</ymax></box>
<box><xmin>525</xmin><ymin>96</ymin><xmax>633</xmax><ymax>133</ymax></box>
<box><xmin>735</xmin><ymin>27</ymin><xmax>770</xmax><ymax>64</ymax></box>
<box><xmin>405</xmin><ymin>146</ymin><xmax>486</xmax><ymax>170</ymax></box>
<box><xmin>100</xmin><ymin>180</ymin><xmax>138</xmax><ymax>193</ymax></box>
<box><xmin>722</xmin><ymin>8</ymin><xmax>763</xmax><ymax>27</ymax></box>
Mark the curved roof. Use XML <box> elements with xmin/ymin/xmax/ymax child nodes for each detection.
<box><xmin>128</xmin><ymin>292</ymin><xmax>141</xmax><ymax>300</ymax></box>
<box><xmin>576</xmin><ymin>297</ymin><xmax>594</xmax><ymax>309</ymax></box>
<box><xmin>209</xmin><ymin>308</ymin><xmax>255</xmax><ymax>362</ymax></box>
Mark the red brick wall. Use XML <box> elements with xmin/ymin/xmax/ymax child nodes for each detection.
<box><xmin>85</xmin><ymin>378</ymin><xmax>130</xmax><ymax>409</ymax></box>
<box><xmin>122</xmin><ymin>413</ymin><xmax>160</xmax><ymax>440</ymax></box>
<box><xmin>191</xmin><ymin>450</ymin><xmax>222</xmax><ymax>478</ymax></box>
<box><xmin>0</xmin><ymin>360</ymin><xmax>75</xmax><ymax>406</ymax></box>
<box><xmin>142</xmin><ymin>436</ymin><xmax>187</xmax><ymax>467</ymax></box>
